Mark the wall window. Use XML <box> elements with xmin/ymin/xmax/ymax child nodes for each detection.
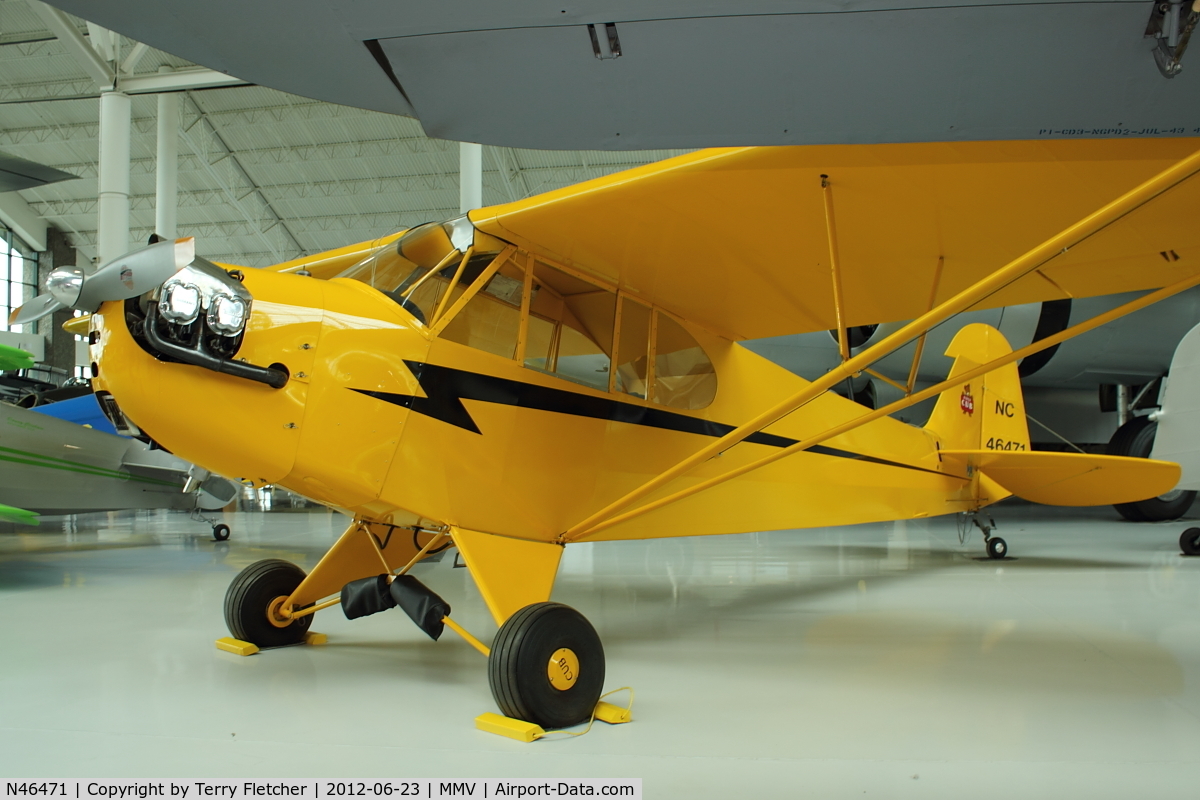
<box><xmin>0</xmin><ymin>227</ymin><xmax>37</xmax><ymax>334</ymax></box>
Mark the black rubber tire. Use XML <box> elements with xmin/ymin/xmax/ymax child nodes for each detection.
<box><xmin>986</xmin><ymin>537</ymin><xmax>1008</xmax><ymax>560</ymax></box>
<box><xmin>1181</xmin><ymin>528</ymin><xmax>1200</xmax><ymax>556</ymax></box>
<box><xmin>212</xmin><ymin>523</ymin><xmax>230</xmax><ymax>542</ymax></box>
<box><xmin>223</xmin><ymin>559</ymin><xmax>312</xmax><ymax>647</ymax></box>
<box><xmin>488</xmin><ymin>602</ymin><xmax>605</xmax><ymax>729</ymax></box>
<box><xmin>1106</xmin><ymin>416</ymin><xmax>1197</xmax><ymax>522</ymax></box>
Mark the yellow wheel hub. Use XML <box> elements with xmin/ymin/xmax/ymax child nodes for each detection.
<box><xmin>547</xmin><ymin>647</ymin><xmax>580</xmax><ymax>691</ymax></box>
<box><xmin>266</xmin><ymin>595</ymin><xmax>293</xmax><ymax>628</ymax></box>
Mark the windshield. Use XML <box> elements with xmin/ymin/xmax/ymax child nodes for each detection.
<box><xmin>336</xmin><ymin>220</ymin><xmax>495</xmax><ymax>325</ymax></box>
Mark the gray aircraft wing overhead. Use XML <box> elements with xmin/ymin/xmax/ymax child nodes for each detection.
<box><xmin>0</xmin><ymin>402</ymin><xmax>237</xmax><ymax>520</ymax></box>
<box><xmin>41</xmin><ymin>0</ymin><xmax>1200</xmax><ymax>149</ymax></box>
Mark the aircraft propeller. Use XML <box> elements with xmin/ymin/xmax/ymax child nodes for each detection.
<box><xmin>8</xmin><ymin>238</ymin><xmax>196</xmax><ymax>326</ymax></box>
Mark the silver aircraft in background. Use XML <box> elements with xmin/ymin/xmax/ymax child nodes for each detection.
<box><xmin>0</xmin><ymin>399</ymin><xmax>238</xmax><ymax>537</ymax></box>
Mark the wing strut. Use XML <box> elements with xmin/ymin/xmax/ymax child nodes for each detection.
<box><xmin>821</xmin><ymin>174</ymin><xmax>851</xmax><ymax>364</ymax></box>
<box><xmin>568</xmin><ymin>271</ymin><xmax>1200</xmax><ymax>541</ymax></box>
<box><xmin>558</xmin><ymin>145</ymin><xmax>1200</xmax><ymax>543</ymax></box>
<box><xmin>905</xmin><ymin>255</ymin><xmax>946</xmax><ymax>394</ymax></box>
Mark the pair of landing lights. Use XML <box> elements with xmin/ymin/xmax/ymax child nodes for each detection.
<box><xmin>159</xmin><ymin>279</ymin><xmax>248</xmax><ymax>336</ymax></box>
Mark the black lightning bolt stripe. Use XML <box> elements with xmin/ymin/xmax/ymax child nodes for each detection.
<box><xmin>352</xmin><ymin>361</ymin><xmax>958</xmax><ymax>479</ymax></box>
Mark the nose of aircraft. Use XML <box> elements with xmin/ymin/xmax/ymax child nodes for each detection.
<box><xmin>89</xmin><ymin>263</ymin><xmax>430</xmax><ymax>503</ymax></box>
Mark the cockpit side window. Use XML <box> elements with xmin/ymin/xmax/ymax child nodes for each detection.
<box><xmin>344</xmin><ymin>230</ymin><xmax>718</xmax><ymax>408</ymax></box>
<box><xmin>522</xmin><ymin>261</ymin><xmax>616</xmax><ymax>391</ymax></box>
<box><xmin>440</xmin><ymin>257</ymin><xmax>526</xmax><ymax>359</ymax></box>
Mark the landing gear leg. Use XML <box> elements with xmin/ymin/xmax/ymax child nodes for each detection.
<box><xmin>965</xmin><ymin>512</ymin><xmax>1007</xmax><ymax>559</ymax></box>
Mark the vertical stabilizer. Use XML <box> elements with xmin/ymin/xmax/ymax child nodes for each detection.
<box><xmin>924</xmin><ymin>324</ymin><xmax>1030</xmax><ymax>452</ymax></box>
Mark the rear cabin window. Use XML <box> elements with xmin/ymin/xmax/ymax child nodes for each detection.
<box><xmin>523</xmin><ymin>261</ymin><xmax>616</xmax><ymax>392</ymax></box>
<box><xmin>652</xmin><ymin>313</ymin><xmax>717</xmax><ymax>409</ymax></box>
<box><xmin>614</xmin><ymin>297</ymin><xmax>652</xmax><ymax>399</ymax></box>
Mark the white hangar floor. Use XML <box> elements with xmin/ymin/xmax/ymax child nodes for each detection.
<box><xmin>3</xmin><ymin>502</ymin><xmax>1200</xmax><ymax>798</ymax></box>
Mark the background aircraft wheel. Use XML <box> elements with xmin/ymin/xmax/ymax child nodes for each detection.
<box><xmin>224</xmin><ymin>559</ymin><xmax>312</xmax><ymax>647</ymax></box>
<box><xmin>1106</xmin><ymin>416</ymin><xmax>1197</xmax><ymax>521</ymax></box>
<box><xmin>986</xmin><ymin>537</ymin><xmax>1008</xmax><ymax>559</ymax></box>
<box><xmin>488</xmin><ymin>602</ymin><xmax>604</xmax><ymax>729</ymax></box>
<box><xmin>1181</xmin><ymin>528</ymin><xmax>1200</xmax><ymax>556</ymax></box>
<box><xmin>212</xmin><ymin>523</ymin><xmax>230</xmax><ymax>541</ymax></box>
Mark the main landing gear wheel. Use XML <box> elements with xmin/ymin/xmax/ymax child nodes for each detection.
<box><xmin>488</xmin><ymin>602</ymin><xmax>605</xmax><ymax>729</ymax></box>
<box><xmin>1107</xmin><ymin>416</ymin><xmax>1197</xmax><ymax>522</ymax></box>
<box><xmin>212</xmin><ymin>523</ymin><xmax>230</xmax><ymax>542</ymax></box>
<box><xmin>224</xmin><ymin>559</ymin><xmax>312</xmax><ymax>648</ymax></box>
<box><xmin>986</xmin><ymin>536</ymin><xmax>1008</xmax><ymax>560</ymax></box>
<box><xmin>1181</xmin><ymin>528</ymin><xmax>1200</xmax><ymax>556</ymax></box>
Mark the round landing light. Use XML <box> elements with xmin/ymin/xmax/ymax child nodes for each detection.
<box><xmin>207</xmin><ymin>293</ymin><xmax>248</xmax><ymax>336</ymax></box>
<box><xmin>547</xmin><ymin>647</ymin><xmax>580</xmax><ymax>691</ymax></box>
<box><xmin>158</xmin><ymin>281</ymin><xmax>202</xmax><ymax>324</ymax></box>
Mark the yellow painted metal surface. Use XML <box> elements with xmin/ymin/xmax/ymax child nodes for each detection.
<box><xmin>61</xmin><ymin>315</ymin><xmax>89</xmax><ymax>336</ymax></box>
<box><xmin>475</xmin><ymin>712</ymin><xmax>545</xmax><ymax>743</ymax></box>
<box><xmin>942</xmin><ymin>450</ymin><xmax>1181</xmax><ymax>506</ymax></box>
<box><xmin>452</xmin><ymin>528</ymin><xmax>563</xmax><ymax>625</ymax></box>
<box><xmin>214</xmin><ymin>637</ymin><xmax>259</xmax><ymax>656</ymax></box>
<box><xmin>442</xmin><ymin>616</ymin><xmax>491</xmax><ymax>657</ymax></box>
<box><xmin>91</xmin><ymin>269</ymin><xmax>324</xmax><ymax>486</ymax></box>
<box><xmin>925</xmin><ymin>323</ymin><xmax>1030</xmax><ymax>454</ymax></box>
<box><xmin>471</xmin><ymin>140</ymin><xmax>1200</xmax><ymax>341</ymax></box>
<box><xmin>304</xmin><ymin>632</ymin><xmax>328</xmax><ymax>646</ymax></box>
<box><xmin>548</xmin><ymin>648</ymin><xmax>580</xmax><ymax>691</ymax></box>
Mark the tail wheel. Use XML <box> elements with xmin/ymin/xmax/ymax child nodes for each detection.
<box><xmin>1181</xmin><ymin>528</ymin><xmax>1200</xmax><ymax>556</ymax></box>
<box><xmin>986</xmin><ymin>537</ymin><xmax>1008</xmax><ymax>559</ymax></box>
<box><xmin>224</xmin><ymin>559</ymin><xmax>312</xmax><ymax>647</ymax></box>
<box><xmin>1106</xmin><ymin>416</ymin><xmax>1197</xmax><ymax>522</ymax></box>
<box><xmin>488</xmin><ymin>602</ymin><xmax>605</xmax><ymax>729</ymax></box>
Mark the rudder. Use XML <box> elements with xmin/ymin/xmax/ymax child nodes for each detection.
<box><xmin>924</xmin><ymin>324</ymin><xmax>1030</xmax><ymax>453</ymax></box>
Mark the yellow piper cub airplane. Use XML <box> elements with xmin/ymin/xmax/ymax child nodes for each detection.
<box><xmin>13</xmin><ymin>138</ymin><xmax>1200</xmax><ymax>730</ymax></box>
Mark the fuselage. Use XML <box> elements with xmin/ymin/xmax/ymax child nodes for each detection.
<box><xmin>90</xmin><ymin>233</ymin><xmax>980</xmax><ymax>542</ymax></box>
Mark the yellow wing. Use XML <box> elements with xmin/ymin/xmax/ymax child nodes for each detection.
<box><xmin>470</xmin><ymin>139</ymin><xmax>1200</xmax><ymax>341</ymax></box>
<box><xmin>941</xmin><ymin>450</ymin><xmax>1180</xmax><ymax>507</ymax></box>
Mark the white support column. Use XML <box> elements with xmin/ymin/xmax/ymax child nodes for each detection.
<box><xmin>156</xmin><ymin>86</ymin><xmax>179</xmax><ymax>240</ymax></box>
<box><xmin>459</xmin><ymin>141</ymin><xmax>482</xmax><ymax>213</ymax></box>
<box><xmin>97</xmin><ymin>90</ymin><xmax>131</xmax><ymax>264</ymax></box>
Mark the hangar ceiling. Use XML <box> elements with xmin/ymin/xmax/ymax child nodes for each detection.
<box><xmin>0</xmin><ymin>0</ymin><xmax>686</xmax><ymax>267</ymax></box>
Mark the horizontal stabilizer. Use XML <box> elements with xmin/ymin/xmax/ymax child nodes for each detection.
<box><xmin>940</xmin><ymin>450</ymin><xmax>1180</xmax><ymax>507</ymax></box>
